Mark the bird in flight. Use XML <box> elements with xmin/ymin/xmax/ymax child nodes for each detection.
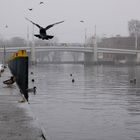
<box><xmin>39</xmin><ymin>2</ymin><xmax>44</xmax><ymax>4</ymax></box>
<box><xmin>28</xmin><ymin>8</ymin><xmax>33</xmax><ymax>11</ymax></box>
<box><xmin>25</xmin><ymin>17</ymin><xmax>64</xmax><ymax>40</ymax></box>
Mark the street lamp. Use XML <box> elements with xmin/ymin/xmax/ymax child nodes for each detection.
<box><xmin>80</xmin><ymin>20</ymin><xmax>87</xmax><ymax>44</ymax></box>
<box><xmin>26</xmin><ymin>8</ymin><xmax>36</xmax><ymax>64</ymax></box>
<box><xmin>133</xmin><ymin>21</ymin><xmax>140</xmax><ymax>50</ymax></box>
<box><xmin>93</xmin><ymin>25</ymin><xmax>97</xmax><ymax>62</ymax></box>
<box><xmin>3</xmin><ymin>25</ymin><xmax>8</xmax><ymax>66</ymax></box>
<box><xmin>31</xmin><ymin>23</ymin><xmax>36</xmax><ymax>64</ymax></box>
<box><xmin>26</xmin><ymin>18</ymin><xmax>36</xmax><ymax>64</ymax></box>
<box><xmin>135</xmin><ymin>25</ymin><xmax>138</xmax><ymax>50</ymax></box>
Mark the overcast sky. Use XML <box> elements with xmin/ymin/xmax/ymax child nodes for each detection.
<box><xmin>0</xmin><ymin>0</ymin><xmax>140</xmax><ymax>43</ymax></box>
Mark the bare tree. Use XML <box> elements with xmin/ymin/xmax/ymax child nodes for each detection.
<box><xmin>128</xmin><ymin>19</ymin><xmax>140</xmax><ymax>37</ymax></box>
<box><xmin>8</xmin><ymin>37</ymin><xmax>26</xmax><ymax>47</ymax></box>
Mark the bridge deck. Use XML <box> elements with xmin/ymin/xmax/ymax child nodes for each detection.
<box><xmin>0</xmin><ymin>45</ymin><xmax>139</xmax><ymax>54</ymax></box>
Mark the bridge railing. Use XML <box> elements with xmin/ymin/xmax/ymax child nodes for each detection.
<box><xmin>36</xmin><ymin>43</ymin><xmax>93</xmax><ymax>47</ymax></box>
<box><xmin>0</xmin><ymin>43</ymin><xmax>140</xmax><ymax>54</ymax></box>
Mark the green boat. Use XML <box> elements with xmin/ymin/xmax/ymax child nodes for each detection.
<box><xmin>8</xmin><ymin>50</ymin><xmax>29</xmax><ymax>101</ymax></box>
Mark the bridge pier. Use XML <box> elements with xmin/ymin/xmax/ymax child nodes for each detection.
<box><xmin>84</xmin><ymin>36</ymin><xmax>98</xmax><ymax>64</ymax></box>
<box><xmin>84</xmin><ymin>52</ymin><xmax>97</xmax><ymax>64</ymax></box>
<box><xmin>136</xmin><ymin>52</ymin><xmax>140</xmax><ymax>64</ymax></box>
<box><xmin>125</xmin><ymin>55</ymin><xmax>136</xmax><ymax>64</ymax></box>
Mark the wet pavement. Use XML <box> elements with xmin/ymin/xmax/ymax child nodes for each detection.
<box><xmin>0</xmin><ymin>68</ymin><xmax>45</xmax><ymax>140</ymax></box>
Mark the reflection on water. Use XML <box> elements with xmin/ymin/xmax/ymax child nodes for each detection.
<box><xmin>29</xmin><ymin>64</ymin><xmax>140</xmax><ymax>140</ymax></box>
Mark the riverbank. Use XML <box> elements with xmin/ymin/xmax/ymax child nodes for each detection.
<box><xmin>0</xmin><ymin>68</ymin><xmax>46</xmax><ymax>140</ymax></box>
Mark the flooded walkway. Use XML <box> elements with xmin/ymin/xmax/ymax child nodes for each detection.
<box><xmin>0</xmin><ymin>68</ymin><xmax>45</xmax><ymax>140</ymax></box>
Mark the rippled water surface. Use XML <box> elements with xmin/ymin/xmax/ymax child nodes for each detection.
<box><xmin>29</xmin><ymin>64</ymin><xmax>140</xmax><ymax>140</ymax></box>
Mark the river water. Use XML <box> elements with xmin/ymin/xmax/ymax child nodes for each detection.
<box><xmin>29</xmin><ymin>64</ymin><xmax>140</xmax><ymax>140</ymax></box>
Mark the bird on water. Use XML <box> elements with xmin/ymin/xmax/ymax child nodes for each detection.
<box><xmin>72</xmin><ymin>78</ymin><xmax>75</xmax><ymax>83</ymax></box>
<box><xmin>3</xmin><ymin>76</ymin><xmax>16</xmax><ymax>85</ymax></box>
<box><xmin>130</xmin><ymin>78</ymin><xmax>136</xmax><ymax>84</ymax></box>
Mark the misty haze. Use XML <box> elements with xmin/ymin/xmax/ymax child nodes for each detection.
<box><xmin>0</xmin><ymin>0</ymin><xmax>140</xmax><ymax>140</ymax></box>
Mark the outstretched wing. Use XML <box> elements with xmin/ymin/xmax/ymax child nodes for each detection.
<box><xmin>34</xmin><ymin>34</ymin><xmax>42</xmax><ymax>39</ymax></box>
<box><xmin>25</xmin><ymin>17</ymin><xmax>43</xmax><ymax>29</ymax></box>
<box><xmin>45</xmin><ymin>20</ymin><xmax>64</xmax><ymax>30</ymax></box>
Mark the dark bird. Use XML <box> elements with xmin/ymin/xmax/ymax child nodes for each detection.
<box><xmin>72</xmin><ymin>78</ymin><xmax>75</xmax><ymax>83</ymax></box>
<box><xmin>3</xmin><ymin>76</ymin><xmax>16</xmax><ymax>85</ymax></box>
<box><xmin>70</xmin><ymin>74</ymin><xmax>72</xmax><ymax>77</ymax></box>
<box><xmin>130</xmin><ymin>78</ymin><xmax>136</xmax><ymax>84</ymax></box>
<box><xmin>28</xmin><ymin>8</ymin><xmax>33</xmax><ymax>11</ymax></box>
<box><xmin>30</xmin><ymin>72</ymin><xmax>34</xmax><ymax>75</ymax></box>
<box><xmin>80</xmin><ymin>20</ymin><xmax>84</xmax><ymax>23</ymax></box>
<box><xmin>31</xmin><ymin>79</ymin><xmax>35</xmax><ymax>82</ymax></box>
<box><xmin>39</xmin><ymin>2</ymin><xmax>44</xmax><ymax>4</ymax></box>
<box><xmin>133</xmin><ymin>78</ymin><xmax>136</xmax><ymax>84</ymax></box>
<box><xmin>27</xmin><ymin>86</ymin><xmax>36</xmax><ymax>95</ymax></box>
<box><xmin>25</xmin><ymin>17</ymin><xmax>64</xmax><ymax>40</ymax></box>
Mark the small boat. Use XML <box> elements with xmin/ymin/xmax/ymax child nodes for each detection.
<box><xmin>8</xmin><ymin>50</ymin><xmax>29</xmax><ymax>101</ymax></box>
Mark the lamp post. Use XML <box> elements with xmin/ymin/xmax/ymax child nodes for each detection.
<box><xmin>135</xmin><ymin>28</ymin><xmax>138</xmax><ymax>50</ymax></box>
<box><xmin>84</xmin><ymin>28</ymin><xmax>87</xmax><ymax>44</ymax></box>
<box><xmin>26</xmin><ymin>8</ymin><xmax>36</xmax><ymax>64</ymax></box>
<box><xmin>3</xmin><ymin>25</ymin><xmax>8</xmax><ymax>66</ymax></box>
<box><xmin>134</xmin><ymin>22</ymin><xmax>139</xmax><ymax>50</ymax></box>
<box><xmin>26</xmin><ymin>19</ymin><xmax>36</xmax><ymax>64</ymax></box>
<box><xmin>31</xmin><ymin>23</ymin><xmax>36</xmax><ymax>64</ymax></box>
<box><xmin>26</xmin><ymin>25</ymin><xmax>29</xmax><ymax>47</ymax></box>
<box><xmin>93</xmin><ymin>25</ymin><xmax>97</xmax><ymax>62</ymax></box>
<box><xmin>3</xmin><ymin>44</ymin><xmax>6</xmax><ymax>67</ymax></box>
<box><xmin>80</xmin><ymin>20</ymin><xmax>87</xmax><ymax>44</ymax></box>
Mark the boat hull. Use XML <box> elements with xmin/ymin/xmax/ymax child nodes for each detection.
<box><xmin>8</xmin><ymin>50</ymin><xmax>29</xmax><ymax>101</ymax></box>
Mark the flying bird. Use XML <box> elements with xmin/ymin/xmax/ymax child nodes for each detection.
<box><xmin>39</xmin><ymin>2</ymin><xmax>44</xmax><ymax>4</ymax></box>
<box><xmin>28</xmin><ymin>8</ymin><xmax>33</xmax><ymax>11</ymax></box>
<box><xmin>25</xmin><ymin>17</ymin><xmax>64</xmax><ymax>40</ymax></box>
